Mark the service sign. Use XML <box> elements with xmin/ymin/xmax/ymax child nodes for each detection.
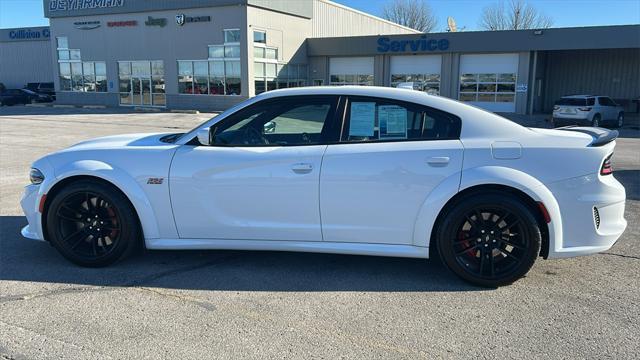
<box><xmin>377</xmin><ymin>35</ymin><xmax>449</xmax><ymax>53</ymax></box>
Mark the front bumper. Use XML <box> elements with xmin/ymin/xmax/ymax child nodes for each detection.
<box><xmin>546</xmin><ymin>172</ymin><xmax>627</xmax><ymax>258</ymax></box>
<box><xmin>20</xmin><ymin>184</ymin><xmax>46</xmax><ymax>242</ymax></box>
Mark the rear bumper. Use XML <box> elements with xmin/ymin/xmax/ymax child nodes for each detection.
<box><xmin>552</xmin><ymin>114</ymin><xmax>591</xmax><ymax>126</ymax></box>
<box><xmin>546</xmin><ymin>173</ymin><xmax>627</xmax><ymax>258</ymax></box>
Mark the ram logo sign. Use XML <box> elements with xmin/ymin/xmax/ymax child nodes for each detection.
<box><xmin>377</xmin><ymin>36</ymin><xmax>450</xmax><ymax>53</ymax></box>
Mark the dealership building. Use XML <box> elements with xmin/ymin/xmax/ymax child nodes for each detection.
<box><xmin>0</xmin><ymin>0</ymin><xmax>638</xmax><ymax>114</ymax></box>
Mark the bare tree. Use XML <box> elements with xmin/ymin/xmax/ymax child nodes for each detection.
<box><xmin>479</xmin><ymin>0</ymin><xmax>553</xmax><ymax>31</ymax></box>
<box><xmin>382</xmin><ymin>0</ymin><xmax>438</xmax><ymax>33</ymax></box>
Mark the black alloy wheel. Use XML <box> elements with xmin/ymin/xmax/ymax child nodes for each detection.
<box><xmin>46</xmin><ymin>180</ymin><xmax>139</xmax><ymax>267</ymax></box>
<box><xmin>436</xmin><ymin>192</ymin><xmax>541</xmax><ymax>287</ymax></box>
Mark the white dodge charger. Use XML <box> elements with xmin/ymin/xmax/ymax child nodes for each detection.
<box><xmin>21</xmin><ymin>87</ymin><xmax>627</xmax><ymax>287</ymax></box>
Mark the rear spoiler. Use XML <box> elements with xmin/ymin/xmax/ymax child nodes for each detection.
<box><xmin>555</xmin><ymin>126</ymin><xmax>619</xmax><ymax>147</ymax></box>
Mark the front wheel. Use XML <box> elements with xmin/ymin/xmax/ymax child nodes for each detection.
<box><xmin>46</xmin><ymin>180</ymin><xmax>140</xmax><ymax>267</ymax></box>
<box><xmin>436</xmin><ymin>192</ymin><xmax>541</xmax><ymax>287</ymax></box>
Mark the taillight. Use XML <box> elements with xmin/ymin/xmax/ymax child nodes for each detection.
<box><xmin>553</xmin><ymin>105</ymin><xmax>560</xmax><ymax>111</ymax></box>
<box><xmin>600</xmin><ymin>154</ymin><xmax>613</xmax><ymax>175</ymax></box>
<box><xmin>578</xmin><ymin>107</ymin><xmax>592</xmax><ymax>111</ymax></box>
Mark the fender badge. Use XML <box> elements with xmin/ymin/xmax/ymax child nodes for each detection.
<box><xmin>147</xmin><ymin>177</ymin><xmax>164</xmax><ymax>185</ymax></box>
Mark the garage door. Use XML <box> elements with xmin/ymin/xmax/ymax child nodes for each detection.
<box><xmin>459</xmin><ymin>53</ymin><xmax>518</xmax><ymax>113</ymax></box>
<box><xmin>390</xmin><ymin>55</ymin><xmax>442</xmax><ymax>94</ymax></box>
<box><xmin>330</xmin><ymin>57</ymin><xmax>374</xmax><ymax>86</ymax></box>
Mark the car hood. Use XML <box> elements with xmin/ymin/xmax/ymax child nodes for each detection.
<box><xmin>61</xmin><ymin>132</ymin><xmax>175</xmax><ymax>152</ymax></box>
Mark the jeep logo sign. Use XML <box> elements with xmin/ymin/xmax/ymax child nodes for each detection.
<box><xmin>377</xmin><ymin>36</ymin><xmax>449</xmax><ymax>53</ymax></box>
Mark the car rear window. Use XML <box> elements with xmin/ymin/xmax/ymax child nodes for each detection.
<box><xmin>556</xmin><ymin>98</ymin><xmax>588</xmax><ymax>106</ymax></box>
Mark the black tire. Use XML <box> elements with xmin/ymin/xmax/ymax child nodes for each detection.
<box><xmin>45</xmin><ymin>180</ymin><xmax>139</xmax><ymax>267</ymax></box>
<box><xmin>615</xmin><ymin>112</ymin><xmax>624</xmax><ymax>128</ymax></box>
<box><xmin>436</xmin><ymin>192</ymin><xmax>541</xmax><ymax>287</ymax></box>
<box><xmin>591</xmin><ymin>113</ymin><xmax>601</xmax><ymax>127</ymax></box>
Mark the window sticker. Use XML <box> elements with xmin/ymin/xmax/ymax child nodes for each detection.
<box><xmin>378</xmin><ymin>105</ymin><xmax>407</xmax><ymax>139</ymax></box>
<box><xmin>349</xmin><ymin>102</ymin><xmax>376</xmax><ymax>137</ymax></box>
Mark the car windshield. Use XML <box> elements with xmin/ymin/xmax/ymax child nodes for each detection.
<box><xmin>21</xmin><ymin>89</ymin><xmax>37</xmax><ymax>95</ymax></box>
<box><xmin>556</xmin><ymin>98</ymin><xmax>588</xmax><ymax>106</ymax></box>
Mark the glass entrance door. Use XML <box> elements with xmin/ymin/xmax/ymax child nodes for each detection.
<box><xmin>118</xmin><ymin>61</ymin><xmax>165</xmax><ymax>107</ymax></box>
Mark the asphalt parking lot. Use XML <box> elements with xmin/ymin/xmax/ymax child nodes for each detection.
<box><xmin>0</xmin><ymin>106</ymin><xmax>638</xmax><ymax>359</ymax></box>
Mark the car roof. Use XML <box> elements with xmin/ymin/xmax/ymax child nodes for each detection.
<box><xmin>256</xmin><ymin>86</ymin><xmax>466</xmax><ymax>110</ymax></box>
<box><xmin>562</xmin><ymin>95</ymin><xmax>610</xmax><ymax>98</ymax></box>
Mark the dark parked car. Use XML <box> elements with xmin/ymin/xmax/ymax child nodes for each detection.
<box><xmin>0</xmin><ymin>89</ymin><xmax>53</xmax><ymax>106</ymax></box>
<box><xmin>25</xmin><ymin>82</ymin><xmax>56</xmax><ymax>99</ymax></box>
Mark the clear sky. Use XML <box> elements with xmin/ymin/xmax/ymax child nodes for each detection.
<box><xmin>1</xmin><ymin>0</ymin><xmax>639</xmax><ymax>31</ymax></box>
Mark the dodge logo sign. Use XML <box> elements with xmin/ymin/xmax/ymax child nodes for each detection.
<box><xmin>175</xmin><ymin>14</ymin><xmax>185</xmax><ymax>26</ymax></box>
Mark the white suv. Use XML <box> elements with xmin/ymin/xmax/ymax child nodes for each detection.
<box><xmin>553</xmin><ymin>95</ymin><xmax>624</xmax><ymax>128</ymax></box>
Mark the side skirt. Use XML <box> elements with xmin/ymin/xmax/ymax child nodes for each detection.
<box><xmin>146</xmin><ymin>238</ymin><xmax>429</xmax><ymax>259</ymax></box>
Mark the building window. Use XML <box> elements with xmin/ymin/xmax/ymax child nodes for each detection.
<box><xmin>209</xmin><ymin>45</ymin><xmax>240</xmax><ymax>59</ymax></box>
<box><xmin>56</xmin><ymin>36</ymin><xmax>68</xmax><ymax>49</ymax></box>
<box><xmin>391</xmin><ymin>74</ymin><xmax>440</xmax><ymax>95</ymax></box>
<box><xmin>56</xmin><ymin>37</ymin><xmax>106</xmax><ymax>93</ymax></box>
<box><xmin>254</xmin><ymin>46</ymin><xmax>277</xmax><ymax>60</ymax></box>
<box><xmin>224</xmin><ymin>29</ymin><xmax>240</xmax><ymax>44</ymax></box>
<box><xmin>253</xmin><ymin>30</ymin><xmax>266</xmax><ymax>44</ymax></box>
<box><xmin>254</xmin><ymin>63</ymin><xmax>307</xmax><ymax>95</ymax></box>
<box><xmin>118</xmin><ymin>61</ymin><xmax>165</xmax><ymax>106</ymax></box>
<box><xmin>178</xmin><ymin>60</ymin><xmax>241</xmax><ymax>96</ymax></box>
<box><xmin>330</xmin><ymin>73</ymin><xmax>373</xmax><ymax>86</ymax></box>
<box><xmin>459</xmin><ymin>73</ymin><xmax>516</xmax><ymax>103</ymax></box>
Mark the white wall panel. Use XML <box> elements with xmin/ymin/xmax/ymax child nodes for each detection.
<box><xmin>312</xmin><ymin>0</ymin><xmax>419</xmax><ymax>38</ymax></box>
<box><xmin>390</xmin><ymin>55</ymin><xmax>442</xmax><ymax>74</ymax></box>
<box><xmin>460</xmin><ymin>53</ymin><xmax>519</xmax><ymax>74</ymax></box>
<box><xmin>330</xmin><ymin>57</ymin><xmax>374</xmax><ymax>74</ymax></box>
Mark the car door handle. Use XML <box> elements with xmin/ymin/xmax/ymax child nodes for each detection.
<box><xmin>427</xmin><ymin>156</ymin><xmax>450</xmax><ymax>166</ymax></box>
<box><xmin>291</xmin><ymin>163</ymin><xmax>313</xmax><ymax>174</ymax></box>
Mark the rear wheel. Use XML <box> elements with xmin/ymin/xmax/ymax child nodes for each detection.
<box><xmin>46</xmin><ymin>180</ymin><xmax>139</xmax><ymax>267</ymax></box>
<box><xmin>436</xmin><ymin>192</ymin><xmax>541</xmax><ymax>287</ymax></box>
<box><xmin>592</xmin><ymin>114</ymin><xmax>601</xmax><ymax>127</ymax></box>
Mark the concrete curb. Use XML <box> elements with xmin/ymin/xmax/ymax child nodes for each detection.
<box><xmin>25</xmin><ymin>103</ymin><xmax>51</xmax><ymax>107</ymax></box>
<box><xmin>134</xmin><ymin>107</ymin><xmax>162</xmax><ymax>112</ymax></box>
<box><xmin>52</xmin><ymin>104</ymin><xmax>77</xmax><ymax>108</ymax></box>
<box><xmin>170</xmin><ymin>109</ymin><xmax>200</xmax><ymax>114</ymax></box>
<box><xmin>83</xmin><ymin>105</ymin><xmax>107</xmax><ymax>109</ymax></box>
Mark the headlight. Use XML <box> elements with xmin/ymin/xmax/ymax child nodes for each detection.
<box><xmin>29</xmin><ymin>168</ymin><xmax>45</xmax><ymax>185</ymax></box>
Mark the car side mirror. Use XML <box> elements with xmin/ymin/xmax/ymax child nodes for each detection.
<box><xmin>264</xmin><ymin>120</ymin><xmax>277</xmax><ymax>134</ymax></box>
<box><xmin>196</xmin><ymin>127</ymin><xmax>212</xmax><ymax>146</ymax></box>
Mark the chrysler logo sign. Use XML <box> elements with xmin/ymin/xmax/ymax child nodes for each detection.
<box><xmin>175</xmin><ymin>14</ymin><xmax>211</xmax><ymax>26</ymax></box>
<box><xmin>74</xmin><ymin>20</ymin><xmax>101</xmax><ymax>30</ymax></box>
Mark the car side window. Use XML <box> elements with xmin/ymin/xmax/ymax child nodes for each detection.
<box><xmin>598</xmin><ymin>97</ymin><xmax>614</xmax><ymax>106</ymax></box>
<box><xmin>210</xmin><ymin>96</ymin><xmax>339</xmax><ymax>146</ymax></box>
<box><xmin>587</xmin><ymin>98</ymin><xmax>595</xmax><ymax>106</ymax></box>
<box><xmin>341</xmin><ymin>96</ymin><xmax>461</xmax><ymax>143</ymax></box>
